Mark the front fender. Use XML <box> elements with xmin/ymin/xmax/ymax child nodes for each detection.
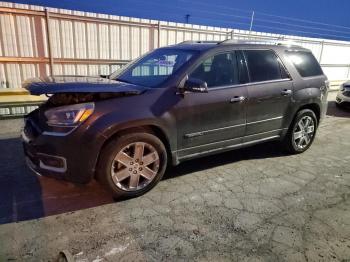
<box><xmin>84</xmin><ymin>102</ymin><xmax>177</xmax><ymax>153</ymax></box>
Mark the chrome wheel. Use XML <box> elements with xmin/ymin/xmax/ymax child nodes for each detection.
<box><xmin>293</xmin><ymin>116</ymin><xmax>315</xmax><ymax>150</ymax></box>
<box><xmin>110</xmin><ymin>142</ymin><xmax>160</xmax><ymax>191</ymax></box>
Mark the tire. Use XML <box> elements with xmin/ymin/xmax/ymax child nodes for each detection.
<box><xmin>96</xmin><ymin>132</ymin><xmax>167</xmax><ymax>199</ymax></box>
<box><xmin>283</xmin><ymin>109</ymin><xmax>318</xmax><ymax>154</ymax></box>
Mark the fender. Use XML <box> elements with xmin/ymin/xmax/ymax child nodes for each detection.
<box><xmin>287</xmin><ymin>86</ymin><xmax>323</xmax><ymax>126</ymax></box>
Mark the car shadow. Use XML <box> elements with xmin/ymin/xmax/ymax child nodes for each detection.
<box><xmin>0</xmin><ymin>137</ymin><xmax>45</xmax><ymax>224</ymax></box>
<box><xmin>164</xmin><ymin>141</ymin><xmax>286</xmax><ymax>180</ymax></box>
<box><xmin>0</xmin><ymin>136</ymin><xmax>114</xmax><ymax>225</ymax></box>
<box><xmin>2</xmin><ymin>99</ymin><xmax>346</xmax><ymax>224</ymax></box>
<box><xmin>0</xmin><ymin>135</ymin><xmax>287</xmax><ymax>224</ymax></box>
<box><xmin>326</xmin><ymin>100</ymin><xmax>350</xmax><ymax>118</ymax></box>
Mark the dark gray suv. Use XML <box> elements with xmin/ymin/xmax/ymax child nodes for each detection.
<box><xmin>22</xmin><ymin>40</ymin><xmax>329</xmax><ymax>198</ymax></box>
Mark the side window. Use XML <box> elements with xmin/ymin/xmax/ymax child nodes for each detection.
<box><xmin>244</xmin><ymin>50</ymin><xmax>289</xmax><ymax>82</ymax></box>
<box><xmin>189</xmin><ymin>52</ymin><xmax>239</xmax><ymax>88</ymax></box>
<box><xmin>285</xmin><ymin>51</ymin><xmax>323</xmax><ymax>77</ymax></box>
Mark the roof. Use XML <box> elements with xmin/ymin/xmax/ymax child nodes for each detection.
<box><xmin>162</xmin><ymin>40</ymin><xmax>309</xmax><ymax>52</ymax></box>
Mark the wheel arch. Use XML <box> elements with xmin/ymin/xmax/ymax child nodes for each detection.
<box><xmin>94</xmin><ymin>124</ymin><xmax>173</xmax><ymax>179</ymax></box>
<box><xmin>296</xmin><ymin>103</ymin><xmax>321</xmax><ymax>124</ymax></box>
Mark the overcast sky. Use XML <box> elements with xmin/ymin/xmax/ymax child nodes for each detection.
<box><xmin>5</xmin><ymin>0</ymin><xmax>350</xmax><ymax>41</ymax></box>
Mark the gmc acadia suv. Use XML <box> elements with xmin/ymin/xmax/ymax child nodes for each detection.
<box><xmin>22</xmin><ymin>40</ymin><xmax>329</xmax><ymax>198</ymax></box>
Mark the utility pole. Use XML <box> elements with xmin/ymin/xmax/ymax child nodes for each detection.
<box><xmin>249</xmin><ymin>11</ymin><xmax>255</xmax><ymax>33</ymax></box>
<box><xmin>185</xmin><ymin>14</ymin><xmax>190</xmax><ymax>24</ymax></box>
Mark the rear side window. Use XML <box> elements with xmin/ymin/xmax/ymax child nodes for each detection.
<box><xmin>244</xmin><ymin>50</ymin><xmax>289</xmax><ymax>82</ymax></box>
<box><xmin>286</xmin><ymin>51</ymin><xmax>323</xmax><ymax>77</ymax></box>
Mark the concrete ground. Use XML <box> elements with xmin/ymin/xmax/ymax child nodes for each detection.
<box><xmin>0</xmin><ymin>92</ymin><xmax>349</xmax><ymax>261</ymax></box>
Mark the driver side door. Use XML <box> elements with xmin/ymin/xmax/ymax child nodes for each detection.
<box><xmin>173</xmin><ymin>50</ymin><xmax>248</xmax><ymax>160</ymax></box>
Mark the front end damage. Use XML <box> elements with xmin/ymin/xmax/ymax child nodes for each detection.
<box><xmin>22</xmin><ymin>76</ymin><xmax>148</xmax><ymax>183</ymax></box>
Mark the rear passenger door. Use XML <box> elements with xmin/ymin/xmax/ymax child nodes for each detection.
<box><xmin>243</xmin><ymin>49</ymin><xmax>293</xmax><ymax>141</ymax></box>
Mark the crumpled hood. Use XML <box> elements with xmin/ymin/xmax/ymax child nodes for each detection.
<box><xmin>23</xmin><ymin>76</ymin><xmax>148</xmax><ymax>95</ymax></box>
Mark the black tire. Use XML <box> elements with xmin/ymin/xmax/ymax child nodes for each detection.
<box><xmin>283</xmin><ymin>109</ymin><xmax>318</xmax><ymax>154</ymax></box>
<box><xmin>96</xmin><ymin>132</ymin><xmax>167</xmax><ymax>199</ymax></box>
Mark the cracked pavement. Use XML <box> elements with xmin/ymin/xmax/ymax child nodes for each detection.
<box><xmin>0</xmin><ymin>93</ymin><xmax>349</xmax><ymax>261</ymax></box>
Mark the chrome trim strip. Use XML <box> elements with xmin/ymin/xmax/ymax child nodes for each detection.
<box><xmin>208</xmin><ymin>78</ymin><xmax>292</xmax><ymax>91</ymax></box>
<box><xmin>42</xmin><ymin>130</ymin><xmax>75</xmax><ymax>137</ymax></box>
<box><xmin>241</xmin><ymin>78</ymin><xmax>292</xmax><ymax>86</ymax></box>
<box><xmin>25</xmin><ymin>157</ymin><xmax>42</xmax><ymax>177</ymax></box>
<box><xmin>37</xmin><ymin>153</ymin><xmax>67</xmax><ymax>173</ymax></box>
<box><xmin>178</xmin><ymin>136</ymin><xmax>242</xmax><ymax>152</ymax></box>
<box><xmin>184</xmin><ymin>123</ymin><xmax>246</xmax><ymax>138</ymax></box>
<box><xmin>178</xmin><ymin>129</ymin><xmax>283</xmax><ymax>152</ymax></box>
<box><xmin>246</xmin><ymin>116</ymin><xmax>283</xmax><ymax>125</ymax></box>
<box><xmin>179</xmin><ymin>135</ymin><xmax>280</xmax><ymax>161</ymax></box>
<box><xmin>244</xmin><ymin>128</ymin><xmax>287</xmax><ymax>138</ymax></box>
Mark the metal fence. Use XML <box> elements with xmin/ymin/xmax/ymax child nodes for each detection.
<box><xmin>1</xmin><ymin>1</ymin><xmax>350</xmax><ymax>90</ymax></box>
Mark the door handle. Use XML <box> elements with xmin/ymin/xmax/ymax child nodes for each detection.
<box><xmin>230</xmin><ymin>96</ymin><xmax>246</xmax><ymax>103</ymax></box>
<box><xmin>281</xmin><ymin>89</ymin><xmax>292</xmax><ymax>96</ymax></box>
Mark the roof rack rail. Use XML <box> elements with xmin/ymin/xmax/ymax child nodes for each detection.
<box><xmin>178</xmin><ymin>40</ymin><xmax>220</xmax><ymax>45</ymax></box>
<box><xmin>177</xmin><ymin>39</ymin><xmax>302</xmax><ymax>48</ymax></box>
<box><xmin>219</xmin><ymin>39</ymin><xmax>301</xmax><ymax>47</ymax></box>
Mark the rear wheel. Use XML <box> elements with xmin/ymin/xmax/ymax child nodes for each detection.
<box><xmin>283</xmin><ymin>109</ymin><xmax>317</xmax><ymax>154</ymax></box>
<box><xmin>97</xmin><ymin>132</ymin><xmax>167</xmax><ymax>199</ymax></box>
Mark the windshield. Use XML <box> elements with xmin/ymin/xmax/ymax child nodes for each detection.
<box><xmin>110</xmin><ymin>48</ymin><xmax>197</xmax><ymax>88</ymax></box>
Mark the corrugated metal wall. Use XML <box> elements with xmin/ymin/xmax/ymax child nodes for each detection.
<box><xmin>1</xmin><ymin>1</ymin><xmax>350</xmax><ymax>90</ymax></box>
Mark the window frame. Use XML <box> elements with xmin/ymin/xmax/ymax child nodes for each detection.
<box><xmin>285</xmin><ymin>50</ymin><xmax>324</xmax><ymax>79</ymax></box>
<box><xmin>242</xmin><ymin>48</ymin><xmax>293</xmax><ymax>84</ymax></box>
<box><xmin>186</xmin><ymin>50</ymin><xmax>243</xmax><ymax>90</ymax></box>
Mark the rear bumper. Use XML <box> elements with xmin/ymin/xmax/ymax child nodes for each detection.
<box><xmin>22</xmin><ymin>120</ymin><xmax>104</xmax><ymax>184</ymax></box>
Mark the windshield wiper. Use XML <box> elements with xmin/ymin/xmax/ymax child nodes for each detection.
<box><xmin>116</xmin><ymin>78</ymin><xmax>132</xmax><ymax>84</ymax></box>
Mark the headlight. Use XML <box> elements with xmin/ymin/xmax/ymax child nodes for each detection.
<box><xmin>340</xmin><ymin>84</ymin><xmax>345</xmax><ymax>91</ymax></box>
<box><xmin>45</xmin><ymin>102</ymin><xmax>94</xmax><ymax>127</ymax></box>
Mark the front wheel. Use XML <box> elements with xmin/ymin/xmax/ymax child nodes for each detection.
<box><xmin>96</xmin><ymin>132</ymin><xmax>167</xmax><ymax>199</ymax></box>
<box><xmin>283</xmin><ymin>109</ymin><xmax>318</xmax><ymax>154</ymax></box>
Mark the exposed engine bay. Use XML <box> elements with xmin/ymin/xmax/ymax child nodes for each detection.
<box><xmin>45</xmin><ymin>92</ymin><xmax>137</xmax><ymax>107</ymax></box>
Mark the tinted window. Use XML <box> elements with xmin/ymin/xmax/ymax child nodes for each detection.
<box><xmin>286</xmin><ymin>51</ymin><xmax>323</xmax><ymax>77</ymax></box>
<box><xmin>111</xmin><ymin>49</ymin><xmax>196</xmax><ymax>88</ymax></box>
<box><xmin>244</xmin><ymin>50</ymin><xmax>288</xmax><ymax>82</ymax></box>
<box><xmin>190</xmin><ymin>52</ymin><xmax>239</xmax><ymax>88</ymax></box>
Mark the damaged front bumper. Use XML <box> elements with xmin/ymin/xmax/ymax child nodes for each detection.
<box><xmin>22</xmin><ymin>117</ymin><xmax>103</xmax><ymax>184</ymax></box>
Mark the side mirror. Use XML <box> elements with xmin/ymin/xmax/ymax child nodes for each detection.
<box><xmin>100</xmin><ymin>74</ymin><xmax>110</xmax><ymax>79</ymax></box>
<box><xmin>183</xmin><ymin>77</ymin><xmax>208</xmax><ymax>93</ymax></box>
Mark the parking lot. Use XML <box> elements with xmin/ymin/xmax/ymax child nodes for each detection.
<box><xmin>0</xmin><ymin>92</ymin><xmax>349</xmax><ymax>261</ymax></box>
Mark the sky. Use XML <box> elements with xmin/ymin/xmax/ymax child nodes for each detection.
<box><xmin>4</xmin><ymin>0</ymin><xmax>350</xmax><ymax>41</ymax></box>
